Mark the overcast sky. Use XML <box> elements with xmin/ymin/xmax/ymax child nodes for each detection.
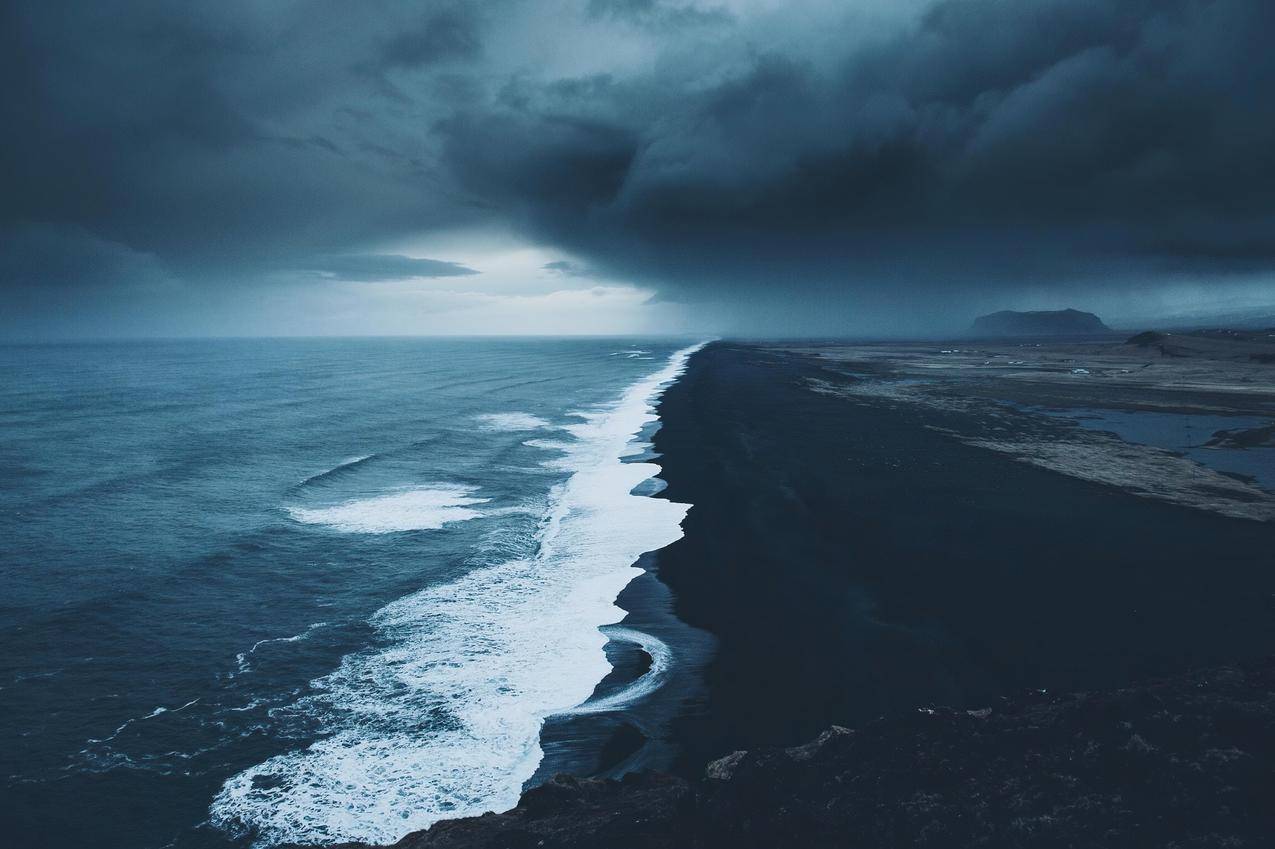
<box><xmin>3</xmin><ymin>0</ymin><xmax>1274</xmax><ymax>338</ymax></box>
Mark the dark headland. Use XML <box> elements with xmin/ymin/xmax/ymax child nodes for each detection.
<box><xmin>343</xmin><ymin>339</ymin><xmax>1275</xmax><ymax>849</ymax></box>
<box><xmin>971</xmin><ymin>308</ymin><xmax>1111</xmax><ymax>336</ymax></box>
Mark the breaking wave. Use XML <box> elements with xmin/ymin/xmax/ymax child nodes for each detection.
<box><xmin>475</xmin><ymin>412</ymin><xmax>554</xmax><ymax>431</ymax></box>
<box><xmin>210</xmin><ymin>342</ymin><xmax>706</xmax><ymax>847</ymax></box>
<box><xmin>287</xmin><ymin>486</ymin><xmax>488</xmax><ymax>534</ymax></box>
<box><xmin>297</xmin><ymin>455</ymin><xmax>374</xmax><ymax>487</ymax></box>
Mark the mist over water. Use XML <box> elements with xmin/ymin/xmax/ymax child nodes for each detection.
<box><xmin>0</xmin><ymin>338</ymin><xmax>700</xmax><ymax>849</ymax></box>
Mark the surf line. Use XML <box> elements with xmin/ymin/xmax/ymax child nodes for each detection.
<box><xmin>208</xmin><ymin>341</ymin><xmax>710</xmax><ymax>848</ymax></box>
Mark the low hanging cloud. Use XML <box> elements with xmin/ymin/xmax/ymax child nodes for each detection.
<box><xmin>448</xmin><ymin>1</ymin><xmax>1275</xmax><ymax>296</ymax></box>
<box><xmin>542</xmin><ymin>260</ymin><xmax>595</xmax><ymax>278</ymax></box>
<box><xmin>304</xmin><ymin>254</ymin><xmax>479</xmax><ymax>282</ymax></box>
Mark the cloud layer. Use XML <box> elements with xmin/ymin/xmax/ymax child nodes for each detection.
<box><xmin>4</xmin><ymin>0</ymin><xmax>1274</xmax><ymax>335</ymax></box>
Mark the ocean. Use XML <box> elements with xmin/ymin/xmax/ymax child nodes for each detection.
<box><xmin>0</xmin><ymin>337</ymin><xmax>702</xmax><ymax>848</ymax></box>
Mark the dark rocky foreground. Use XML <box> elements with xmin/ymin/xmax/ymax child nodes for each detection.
<box><xmin>340</xmin><ymin>659</ymin><xmax>1275</xmax><ymax>849</ymax></box>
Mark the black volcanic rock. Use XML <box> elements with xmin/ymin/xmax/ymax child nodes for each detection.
<box><xmin>341</xmin><ymin>660</ymin><xmax>1275</xmax><ymax>849</ymax></box>
<box><xmin>332</xmin><ymin>773</ymin><xmax>695</xmax><ymax>849</ymax></box>
<box><xmin>971</xmin><ymin>308</ymin><xmax>1110</xmax><ymax>336</ymax></box>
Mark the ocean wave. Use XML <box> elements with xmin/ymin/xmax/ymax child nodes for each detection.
<box><xmin>210</xmin><ymin>342</ymin><xmax>706</xmax><ymax>847</ymax></box>
<box><xmin>287</xmin><ymin>486</ymin><xmax>488</xmax><ymax>534</ymax></box>
<box><xmin>233</xmin><ymin>622</ymin><xmax>333</xmax><ymax>677</ymax></box>
<box><xmin>475</xmin><ymin>412</ymin><xmax>553</xmax><ymax>431</ymax></box>
<box><xmin>297</xmin><ymin>455</ymin><xmax>374</xmax><ymax>487</ymax></box>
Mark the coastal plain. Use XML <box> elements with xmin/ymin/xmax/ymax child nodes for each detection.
<box><xmin>793</xmin><ymin>330</ymin><xmax>1275</xmax><ymax>521</ymax></box>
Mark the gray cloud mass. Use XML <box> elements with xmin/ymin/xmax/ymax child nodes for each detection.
<box><xmin>3</xmin><ymin>0</ymin><xmax>1274</xmax><ymax>335</ymax></box>
<box><xmin>303</xmin><ymin>255</ymin><xmax>479</xmax><ymax>282</ymax></box>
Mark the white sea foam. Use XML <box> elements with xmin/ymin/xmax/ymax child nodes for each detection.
<box><xmin>287</xmin><ymin>486</ymin><xmax>488</xmax><ymax>534</ymax></box>
<box><xmin>475</xmin><ymin>412</ymin><xmax>553</xmax><ymax>431</ymax></box>
<box><xmin>559</xmin><ymin>626</ymin><xmax>672</xmax><ymax>716</ymax></box>
<box><xmin>522</xmin><ymin>437</ymin><xmax>573</xmax><ymax>454</ymax></box>
<box><xmin>210</xmin><ymin>342</ymin><xmax>706</xmax><ymax>847</ymax></box>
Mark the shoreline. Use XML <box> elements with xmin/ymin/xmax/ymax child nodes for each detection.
<box><xmin>645</xmin><ymin>342</ymin><xmax>1275</xmax><ymax>769</ymax></box>
<box><xmin>530</xmin><ymin>343</ymin><xmax>715</xmax><ymax>784</ymax></box>
<box><xmin>532</xmin><ymin>554</ymin><xmax>716</xmax><ymax>783</ymax></box>
<box><xmin>342</xmin><ymin>339</ymin><xmax>1275</xmax><ymax>846</ymax></box>
<box><xmin>531</xmin><ymin>337</ymin><xmax>1275</xmax><ymax>783</ymax></box>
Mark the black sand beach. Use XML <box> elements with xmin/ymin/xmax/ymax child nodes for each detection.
<box><xmin>352</xmin><ymin>340</ymin><xmax>1275</xmax><ymax>849</ymax></box>
<box><xmin>649</xmin><ymin>342</ymin><xmax>1275</xmax><ymax>770</ymax></box>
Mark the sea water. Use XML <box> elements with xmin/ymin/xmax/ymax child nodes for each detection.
<box><xmin>0</xmin><ymin>337</ymin><xmax>701</xmax><ymax>848</ymax></box>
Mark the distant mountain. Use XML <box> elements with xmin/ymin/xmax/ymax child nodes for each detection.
<box><xmin>971</xmin><ymin>308</ymin><xmax>1110</xmax><ymax>336</ymax></box>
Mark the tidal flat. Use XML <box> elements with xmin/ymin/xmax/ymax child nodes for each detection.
<box><xmin>789</xmin><ymin>330</ymin><xmax>1275</xmax><ymax>522</ymax></box>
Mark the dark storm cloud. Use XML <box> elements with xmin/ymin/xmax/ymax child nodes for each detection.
<box><xmin>1141</xmin><ymin>237</ymin><xmax>1275</xmax><ymax>274</ymax></box>
<box><xmin>0</xmin><ymin>223</ymin><xmax>169</xmax><ymax>290</ymax></box>
<box><xmin>353</xmin><ymin>4</ymin><xmax>485</xmax><ymax>103</ymax></box>
<box><xmin>587</xmin><ymin>0</ymin><xmax>732</xmax><ymax>28</ymax></box>
<box><xmin>446</xmin><ymin>0</ymin><xmax>1275</xmax><ymax>299</ymax></box>
<box><xmin>0</xmin><ymin>1</ymin><xmax>483</xmax><ymax>282</ymax></box>
<box><xmin>377</xmin><ymin>8</ymin><xmax>482</xmax><ymax>70</ymax></box>
<box><xmin>442</xmin><ymin>112</ymin><xmax>638</xmax><ymax>213</ymax></box>
<box><xmin>3</xmin><ymin>0</ymin><xmax>1275</xmax><ymax>334</ymax></box>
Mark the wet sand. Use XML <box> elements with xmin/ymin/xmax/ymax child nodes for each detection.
<box><xmin>532</xmin><ymin>556</ymin><xmax>715</xmax><ymax>782</ymax></box>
